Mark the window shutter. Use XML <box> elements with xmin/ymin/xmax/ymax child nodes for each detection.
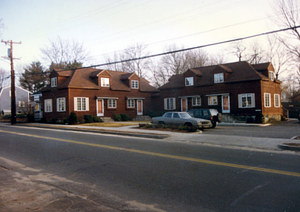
<box><xmin>172</xmin><ymin>98</ymin><xmax>176</xmax><ymax>110</ymax></box>
<box><xmin>238</xmin><ymin>94</ymin><xmax>242</xmax><ymax>108</ymax></box>
<box><xmin>164</xmin><ymin>98</ymin><xmax>167</xmax><ymax>110</ymax></box>
<box><xmin>56</xmin><ymin>98</ymin><xmax>59</xmax><ymax>112</ymax></box>
<box><xmin>251</xmin><ymin>93</ymin><xmax>255</xmax><ymax>108</ymax></box>
<box><xmin>86</xmin><ymin>98</ymin><xmax>89</xmax><ymax>111</ymax></box>
<box><xmin>74</xmin><ymin>98</ymin><xmax>78</xmax><ymax>111</ymax></box>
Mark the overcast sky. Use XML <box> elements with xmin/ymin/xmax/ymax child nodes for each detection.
<box><xmin>1</xmin><ymin>0</ymin><xmax>278</xmax><ymax>75</ymax></box>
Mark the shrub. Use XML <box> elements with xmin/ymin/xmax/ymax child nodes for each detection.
<box><xmin>84</xmin><ymin>114</ymin><xmax>93</xmax><ymax>123</ymax></box>
<box><xmin>68</xmin><ymin>112</ymin><xmax>78</xmax><ymax>125</ymax></box>
<box><xmin>50</xmin><ymin>118</ymin><xmax>58</xmax><ymax>124</ymax></box>
<box><xmin>148</xmin><ymin>110</ymin><xmax>165</xmax><ymax>118</ymax></box>
<box><xmin>187</xmin><ymin>126</ymin><xmax>198</xmax><ymax>132</ymax></box>
<box><xmin>255</xmin><ymin>112</ymin><xmax>264</xmax><ymax>123</ymax></box>
<box><xmin>16</xmin><ymin>114</ymin><xmax>27</xmax><ymax>118</ymax></box>
<box><xmin>178</xmin><ymin>125</ymin><xmax>187</xmax><ymax>130</ymax></box>
<box><xmin>120</xmin><ymin>114</ymin><xmax>129</xmax><ymax>121</ymax></box>
<box><xmin>113</xmin><ymin>114</ymin><xmax>122</xmax><ymax>121</ymax></box>
<box><xmin>3</xmin><ymin>115</ymin><xmax>11</xmax><ymax>119</ymax></box>
<box><xmin>93</xmin><ymin>116</ymin><xmax>101</xmax><ymax>122</ymax></box>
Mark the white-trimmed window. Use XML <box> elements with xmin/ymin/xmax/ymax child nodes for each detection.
<box><xmin>164</xmin><ymin>98</ymin><xmax>176</xmax><ymax>110</ymax></box>
<box><xmin>208</xmin><ymin>96</ymin><xmax>218</xmax><ymax>105</ymax></box>
<box><xmin>108</xmin><ymin>99</ymin><xmax>117</xmax><ymax>108</ymax></box>
<box><xmin>101</xmin><ymin>78</ymin><xmax>110</xmax><ymax>87</ymax></box>
<box><xmin>192</xmin><ymin>97</ymin><xmax>201</xmax><ymax>106</ymax></box>
<box><xmin>74</xmin><ymin>97</ymin><xmax>89</xmax><ymax>111</ymax></box>
<box><xmin>238</xmin><ymin>93</ymin><xmax>255</xmax><ymax>108</ymax></box>
<box><xmin>274</xmin><ymin>94</ymin><xmax>280</xmax><ymax>108</ymax></box>
<box><xmin>269</xmin><ymin>71</ymin><xmax>275</xmax><ymax>81</ymax></box>
<box><xmin>51</xmin><ymin>77</ymin><xmax>57</xmax><ymax>87</ymax></box>
<box><xmin>127</xmin><ymin>99</ymin><xmax>135</xmax><ymax>108</ymax></box>
<box><xmin>214</xmin><ymin>73</ymin><xmax>224</xmax><ymax>83</ymax></box>
<box><xmin>57</xmin><ymin>97</ymin><xmax>66</xmax><ymax>112</ymax></box>
<box><xmin>185</xmin><ymin>77</ymin><xmax>194</xmax><ymax>86</ymax></box>
<box><xmin>44</xmin><ymin>99</ymin><xmax>52</xmax><ymax>112</ymax></box>
<box><xmin>131</xmin><ymin>80</ymin><xmax>139</xmax><ymax>89</ymax></box>
<box><xmin>264</xmin><ymin>93</ymin><xmax>271</xmax><ymax>108</ymax></box>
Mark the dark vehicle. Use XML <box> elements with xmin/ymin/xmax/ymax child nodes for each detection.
<box><xmin>298</xmin><ymin>114</ymin><xmax>300</xmax><ymax>122</ymax></box>
<box><xmin>188</xmin><ymin>109</ymin><xmax>221</xmax><ymax>128</ymax></box>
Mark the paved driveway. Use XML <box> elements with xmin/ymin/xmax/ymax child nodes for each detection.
<box><xmin>204</xmin><ymin>119</ymin><xmax>300</xmax><ymax>139</ymax></box>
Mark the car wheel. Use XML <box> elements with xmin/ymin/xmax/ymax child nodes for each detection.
<box><xmin>184</xmin><ymin>123</ymin><xmax>193</xmax><ymax>129</ymax></box>
<box><xmin>211</xmin><ymin>121</ymin><xmax>216</xmax><ymax>128</ymax></box>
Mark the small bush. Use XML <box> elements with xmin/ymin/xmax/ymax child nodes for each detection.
<box><xmin>113</xmin><ymin>114</ymin><xmax>122</xmax><ymax>121</ymax></box>
<box><xmin>178</xmin><ymin>125</ymin><xmax>187</xmax><ymax>130</ymax></box>
<box><xmin>187</xmin><ymin>126</ymin><xmax>198</xmax><ymax>132</ymax></box>
<box><xmin>84</xmin><ymin>114</ymin><xmax>93</xmax><ymax>123</ymax></box>
<box><xmin>93</xmin><ymin>116</ymin><xmax>101</xmax><ymax>122</ymax></box>
<box><xmin>3</xmin><ymin>115</ymin><xmax>11</xmax><ymax>119</ymax></box>
<box><xmin>120</xmin><ymin>114</ymin><xmax>129</xmax><ymax>121</ymax></box>
<box><xmin>68</xmin><ymin>112</ymin><xmax>78</xmax><ymax>125</ymax></box>
<box><xmin>148</xmin><ymin>110</ymin><xmax>165</xmax><ymax>118</ymax></box>
<box><xmin>50</xmin><ymin>118</ymin><xmax>58</xmax><ymax>124</ymax></box>
<box><xmin>16</xmin><ymin>114</ymin><xmax>27</xmax><ymax>118</ymax></box>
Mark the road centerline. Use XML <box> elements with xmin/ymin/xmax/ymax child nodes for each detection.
<box><xmin>1</xmin><ymin>129</ymin><xmax>300</xmax><ymax>178</ymax></box>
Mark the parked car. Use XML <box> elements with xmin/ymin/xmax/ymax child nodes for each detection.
<box><xmin>188</xmin><ymin>109</ymin><xmax>221</xmax><ymax>128</ymax></box>
<box><xmin>151</xmin><ymin>112</ymin><xmax>212</xmax><ymax>129</ymax></box>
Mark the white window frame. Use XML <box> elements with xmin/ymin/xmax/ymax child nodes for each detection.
<box><xmin>238</xmin><ymin>93</ymin><xmax>255</xmax><ymax>108</ymax></box>
<box><xmin>269</xmin><ymin>71</ymin><xmax>275</xmax><ymax>81</ymax></box>
<box><xmin>57</xmin><ymin>97</ymin><xmax>66</xmax><ymax>112</ymax></box>
<box><xmin>192</xmin><ymin>97</ymin><xmax>201</xmax><ymax>106</ymax></box>
<box><xmin>44</xmin><ymin>99</ymin><xmax>52</xmax><ymax>113</ymax></box>
<box><xmin>74</xmin><ymin>97</ymin><xmax>89</xmax><ymax>111</ymax></box>
<box><xmin>185</xmin><ymin>77</ymin><xmax>194</xmax><ymax>86</ymax></box>
<box><xmin>51</xmin><ymin>77</ymin><xmax>57</xmax><ymax>87</ymax></box>
<box><xmin>131</xmin><ymin>80</ymin><xmax>139</xmax><ymax>89</ymax></box>
<box><xmin>127</xmin><ymin>99</ymin><xmax>135</xmax><ymax>108</ymax></box>
<box><xmin>214</xmin><ymin>73</ymin><xmax>224</xmax><ymax>83</ymax></box>
<box><xmin>101</xmin><ymin>78</ymin><xmax>110</xmax><ymax>87</ymax></box>
<box><xmin>274</xmin><ymin>94</ymin><xmax>280</xmax><ymax>108</ymax></box>
<box><xmin>264</xmin><ymin>93</ymin><xmax>271</xmax><ymax>108</ymax></box>
<box><xmin>108</xmin><ymin>99</ymin><xmax>117</xmax><ymax>108</ymax></box>
<box><xmin>208</xmin><ymin>96</ymin><xmax>218</xmax><ymax>105</ymax></box>
<box><xmin>164</xmin><ymin>98</ymin><xmax>176</xmax><ymax>110</ymax></box>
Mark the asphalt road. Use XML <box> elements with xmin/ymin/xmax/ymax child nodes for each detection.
<box><xmin>0</xmin><ymin>124</ymin><xmax>300</xmax><ymax>211</ymax></box>
<box><xmin>205</xmin><ymin>119</ymin><xmax>300</xmax><ymax>139</ymax></box>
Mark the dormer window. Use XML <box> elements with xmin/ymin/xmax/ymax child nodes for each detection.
<box><xmin>269</xmin><ymin>71</ymin><xmax>275</xmax><ymax>81</ymax></box>
<box><xmin>214</xmin><ymin>73</ymin><xmax>224</xmax><ymax>83</ymax></box>
<box><xmin>185</xmin><ymin>77</ymin><xmax>194</xmax><ymax>86</ymax></box>
<box><xmin>101</xmin><ymin>78</ymin><xmax>110</xmax><ymax>87</ymax></box>
<box><xmin>51</xmin><ymin>77</ymin><xmax>57</xmax><ymax>87</ymax></box>
<box><xmin>131</xmin><ymin>80</ymin><xmax>139</xmax><ymax>89</ymax></box>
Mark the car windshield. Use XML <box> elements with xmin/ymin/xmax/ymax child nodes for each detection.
<box><xmin>180</xmin><ymin>112</ymin><xmax>192</xmax><ymax>118</ymax></box>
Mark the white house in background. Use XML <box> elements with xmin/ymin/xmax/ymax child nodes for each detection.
<box><xmin>0</xmin><ymin>86</ymin><xmax>32</xmax><ymax>115</ymax></box>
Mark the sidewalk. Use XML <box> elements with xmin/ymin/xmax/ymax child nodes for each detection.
<box><xmin>20</xmin><ymin>122</ymin><xmax>300</xmax><ymax>152</ymax></box>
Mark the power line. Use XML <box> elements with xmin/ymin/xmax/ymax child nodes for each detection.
<box><xmin>81</xmin><ymin>26</ymin><xmax>300</xmax><ymax>69</ymax></box>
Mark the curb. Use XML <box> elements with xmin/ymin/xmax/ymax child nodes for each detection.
<box><xmin>278</xmin><ymin>143</ymin><xmax>300</xmax><ymax>151</ymax></box>
<box><xmin>19</xmin><ymin>124</ymin><xmax>170</xmax><ymax>139</ymax></box>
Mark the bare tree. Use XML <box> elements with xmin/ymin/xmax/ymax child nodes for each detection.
<box><xmin>266</xmin><ymin>36</ymin><xmax>290</xmax><ymax>79</ymax></box>
<box><xmin>40</xmin><ymin>36</ymin><xmax>90</xmax><ymax>66</ymax></box>
<box><xmin>272</xmin><ymin>0</ymin><xmax>300</xmax><ymax>63</ymax></box>
<box><xmin>229</xmin><ymin>41</ymin><xmax>247</xmax><ymax>62</ymax></box>
<box><xmin>151</xmin><ymin>44</ymin><xmax>209</xmax><ymax>87</ymax></box>
<box><xmin>0</xmin><ymin>68</ymin><xmax>8</xmax><ymax>89</ymax></box>
<box><xmin>104</xmin><ymin>43</ymin><xmax>151</xmax><ymax>78</ymax></box>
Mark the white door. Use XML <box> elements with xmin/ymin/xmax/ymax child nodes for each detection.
<box><xmin>137</xmin><ymin>100</ymin><xmax>143</xmax><ymax>115</ymax></box>
<box><xmin>96</xmin><ymin>99</ymin><xmax>104</xmax><ymax>116</ymax></box>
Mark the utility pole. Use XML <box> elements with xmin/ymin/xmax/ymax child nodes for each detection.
<box><xmin>1</xmin><ymin>40</ymin><xmax>21</xmax><ymax>125</ymax></box>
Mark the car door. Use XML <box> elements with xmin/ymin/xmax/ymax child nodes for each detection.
<box><xmin>164</xmin><ymin>112</ymin><xmax>173</xmax><ymax>125</ymax></box>
<box><xmin>172</xmin><ymin>112</ymin><xmax>181</xmax><ymax>126</ymax></box>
